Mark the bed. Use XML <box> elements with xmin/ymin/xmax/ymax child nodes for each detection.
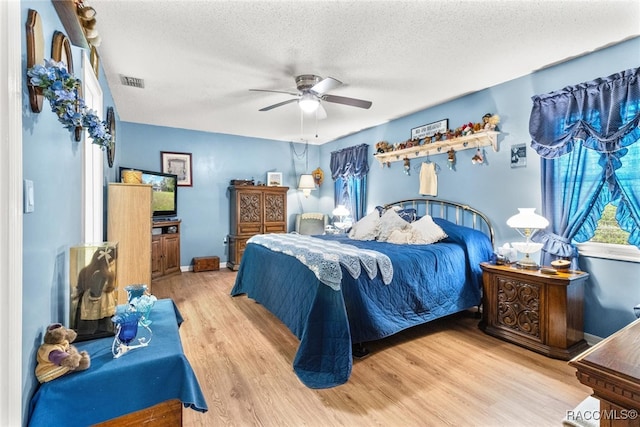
<box><xmin>230</xmin><ymin>198</ymin><xmax>495</xmax><ymax>389</ymax></box>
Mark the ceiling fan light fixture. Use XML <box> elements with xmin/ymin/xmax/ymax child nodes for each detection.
<box><xmin>298</xmin><ymin>94</ymin><xmax>319</xmax><ymax>113</ymax></box>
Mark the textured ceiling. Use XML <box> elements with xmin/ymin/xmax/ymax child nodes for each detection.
<box><xmin>89</xmin><ymin>0</ymin><xmax>640</xmax><ymax>145</ymax></box>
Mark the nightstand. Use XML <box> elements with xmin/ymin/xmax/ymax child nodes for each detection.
<box><xmin>479</xmin><ymin>262</ymin><xmax>589</xmax><ymax>360</ymax></box>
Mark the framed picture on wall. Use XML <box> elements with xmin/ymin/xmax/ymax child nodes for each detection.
<box><xmin>161</xmin><ymin>151</ymin><xmax>192</xmax><ymax>186</ymax></box>
<box><xmin>267</xmin><ymin>172</ymin><xmax>283</xmax><ymax>186</ymax></box>
<box><xmin>510</xmin><ymin>144</ymin><xmax>527</xmax><ymax>168</ymax></box>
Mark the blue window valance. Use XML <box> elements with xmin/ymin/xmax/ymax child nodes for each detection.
<box><xmin>530</xmin><ymin>67</ymin><xmax>640</xmax><ymax>158</ymax></box>
<box><xmin>330</xmin><ymin>143</ymin><xmax>370</xmax><ymax>179</ymax></box>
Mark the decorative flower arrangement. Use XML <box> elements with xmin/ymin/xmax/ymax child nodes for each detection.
<box><xmin>27</xmin><ymin>59</ymin><xmax>111</xmax><ymax>149</ymax></box>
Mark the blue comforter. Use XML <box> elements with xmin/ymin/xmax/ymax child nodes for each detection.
<box><xmin>230</xmin><ymin>219</ymin><xmax>493</xmax><ymax>388</ymax></box>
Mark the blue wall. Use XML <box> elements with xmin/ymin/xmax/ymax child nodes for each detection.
<box><xmin>20</xmin><ymin>1</ymin><xmax>639</xmax><ymax>422</ymax></box>
<box><xmin>117</xmin><ymin>123</ymin><xmax>320</xmax><ymax>264</ymax></box>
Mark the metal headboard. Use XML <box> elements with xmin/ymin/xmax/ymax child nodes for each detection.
<box><xmin>383</xmin><ymin>197</ymin><xmax>495</xmax><ymax>245</ymax></box>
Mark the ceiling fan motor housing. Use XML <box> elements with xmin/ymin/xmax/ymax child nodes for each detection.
<box><xmin>296</xmin><ymin>74</ymin><xmax>323</xmax><ymax>92</ymax></box>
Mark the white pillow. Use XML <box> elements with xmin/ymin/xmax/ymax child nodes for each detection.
<box><xmin>410</xmin><ymin>215</ymin><xmax>448</xmax><ymax>244</ymax></box>
<box><xmin>386</xmin><ymin>228</ymin><xmax>415</xmax><ymax>244</ymax></box>
<box><xmin>348</xmin><ymin>211</ymin><xmax>380</xmax><ymax>240</ymax></box>
<box><xmin>378</xmin><ymin>209</ymin><xmax>410</xmax><ymax>242</ymax></box>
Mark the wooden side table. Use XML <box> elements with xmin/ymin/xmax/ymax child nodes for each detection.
<box><xmin>569</xmin><ymin>318</ymin><xmax>640</xmax><ymax>424</ymax></box>
<box><xmin>479</xmin><ymin>262</ymin><xmax>589</xmax><ymax>360</ymax></box>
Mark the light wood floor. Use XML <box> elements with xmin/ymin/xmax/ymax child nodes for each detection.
<box><xmin>153</xmin><ymin>269</ymin><xmax>591</xmax><ymax>427</ymax></box>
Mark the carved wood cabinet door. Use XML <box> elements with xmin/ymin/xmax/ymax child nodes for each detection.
<box><xmin>237</xmin><ymin>191</ymin><xmax>263</xmax><ymax>234</ymax></box>
<box><xmin>263</xmin><ymin>190</ymin><xmax>287</xmax><ymax>232</ymax></box>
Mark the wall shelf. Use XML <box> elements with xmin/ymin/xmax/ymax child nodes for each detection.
<box><xmin>52</xmin><ymin>0</ymin><xmax>89</xmax><ymax>49</ymax></box>
<box><xmin>373</xmin><ymin>130</ymin><xmax>500</xmax><ymax>165</ymax></box>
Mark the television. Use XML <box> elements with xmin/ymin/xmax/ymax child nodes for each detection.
<box><xmin>119</xmin><ymin>167</ymin><xmax>178</xmax><ymax>219</ymax></box>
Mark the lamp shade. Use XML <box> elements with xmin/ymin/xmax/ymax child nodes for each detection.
<box><xmin>332</xmin><ymin>205</ymin><xmax>350</xmax><ymax>217</ymax></box>
<box><xmin>332</xmin><ymin>205</ymin><xmax>351</xmax><ymax>231</ymax></box>
<box><xmin>507</xmin><ymin>208</ymin><xmax>548</xmax><ymax>269</ymax></box>
<box><xmin>298</xmin><ymin>94</ymin><xmax>320</xmax><ymax>113</ymax></box>
<box><xmin>506</xmin><ymin>208</ymin><xmax>549</xmax><ymax>229</ymax></box>
<box><xmin>298</xmin><ymin>174</ymin><xmax>315</xmax><ymax>197</ymax></box>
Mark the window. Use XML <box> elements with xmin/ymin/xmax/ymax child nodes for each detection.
<box><xmin>529</xmin><ymin>68</ymin><xmax>640</xmax><ymax>266</ymax></box>
<box><xmin>574</xmin><ymin>99</ymin><xmax>640</xmax><ymax>263</ymax></box>
<box><xmin>578</xmin><ymin>204</ymin><xmax>640</xmax><ymax>262</ymax></box>
<box><xmin>330</xmin><ymin>144</ymin><xmax>369</xmax><ymax>221</ymax></box>
<box><xmin>591</xmin><ymin>204</ymin><xmax>629</xmax><ymax>244</ymax></box>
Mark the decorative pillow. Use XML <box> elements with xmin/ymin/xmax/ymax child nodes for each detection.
<box><xmin>386</xmin><ymin>228</ymin><xmax>417</xmax><ymax>244</ymax></box>
<box><xmin>410</xmin><ymin>215</ymin><xmax>448</xmax><ymax>244</ymax></box>
<box><xmin>378</xmin><ymin>209</ymin><xmax>411</xmax><ymax>242</ymax></box>
<box><xmin>396</xmin><ymin>208</ymin><xmax>418</xmax><ymax>222</ymax></box>
<box><xmin>348</xmin><ymin>211</ymin><xmax>381</xmax><ymax>241</ymax></box>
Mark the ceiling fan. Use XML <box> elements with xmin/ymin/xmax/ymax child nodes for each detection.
<box><xmin>250</xmin><ymin>74</ymin><xmax>372</xmax><ymax>117</ymax></box>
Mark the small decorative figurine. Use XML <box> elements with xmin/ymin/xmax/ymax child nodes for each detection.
<box><xmin>447</xmin><ymin>148</ymin><xmax>456</xmax><ymax>169</ymax></box>
<box><xmin>472</xmin><ymin>148</ymin><xmax>484</xmax><ymax>164</ymax></box>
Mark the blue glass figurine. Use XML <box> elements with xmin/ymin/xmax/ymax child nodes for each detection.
<box><xmin>111</xmin><ymin>307</ymin><xmax>152</xmax><ymax>358</ymax></box>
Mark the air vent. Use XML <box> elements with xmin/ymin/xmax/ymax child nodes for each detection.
<box><xmin>119</xmin><ymin>75</ymin><xmax>145</xmax><ymax>88</ymax></box>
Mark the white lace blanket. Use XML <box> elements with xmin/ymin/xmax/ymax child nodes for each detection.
<box><xmin>247</xmin><ymin>234</ymin><xmax>394</xmax><ymax>291</ymax></box>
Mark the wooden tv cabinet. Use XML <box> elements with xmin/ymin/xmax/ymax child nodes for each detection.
<box><xmin>152</xmin><ymin>219</ymin><xmax>181</xmax><ymax>280</ymax></box>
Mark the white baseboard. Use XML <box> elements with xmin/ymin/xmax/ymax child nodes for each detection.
<box><xmin>180</xmin><ymin>262</ymin><xmax>229</xmax><ymax>272</ymax></box>
<box><xmin>584</xmin><ymin>332</ymin><xmax>602</xmax><ymax>347</ymax></box>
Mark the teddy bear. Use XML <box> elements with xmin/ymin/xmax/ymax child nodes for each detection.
<box><xmin>375</xmin><ymin>141</ymin><xmax>392</xmax><ymax>154</ymax></box>
<box><xmin>482</xmin><ymin>113</ymin><xmax>501</xmax><ymax>130</ymax></box>
<box><xmin>35</xmin><ymin>323</ymin><xmax>91</xmax><ymax>383</ymax></box>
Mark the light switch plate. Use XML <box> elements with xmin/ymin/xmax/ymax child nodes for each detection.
<box><xmin>24</xmin><ymin>179</ymin><xmax>34</xmax><ymax>213</ymax></box>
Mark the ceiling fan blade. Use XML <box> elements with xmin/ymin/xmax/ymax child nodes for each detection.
<box><xmin>316</xmin><ymin>103</ymin><xmax>327</xmax><ymax>120</ymax></box>
<box><xmin>310</xmin><ymin>77</ymin><xmax>342</xmax><ymax>95</ymax></box>
<box><xmin>259</xmin><ymin>98</ymin><xmax>298</xmax><ymax>111</ymax></box>
<box><xmin>322</xmin><ymin>94</ymin><xmax>372</xmax><ymax>109</ymax></box>
<box><xmin>250</xmin><ymin>88</ymin><xmax>300</xmax><ymax>96</ymax></box>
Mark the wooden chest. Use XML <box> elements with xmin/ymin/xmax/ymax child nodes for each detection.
<box><xmin>192</xmin><ymin>256</ymin><xmax>219</xmax><ymax>272</ymax></box>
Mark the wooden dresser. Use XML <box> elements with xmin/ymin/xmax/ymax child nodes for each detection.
<box><xmin>570</xmin><ymin>318</ymin><xmax>640</xmax><ymax>426</ymax></box>
<box><xmin>479</xmin><ymin>262</ymin><xmax>589</xmax><ymax>360</ymax></box>
<box><xmin>228</xmin><ymin>185</ymin><xmax>288</xmax><ymax>270</ymax></box>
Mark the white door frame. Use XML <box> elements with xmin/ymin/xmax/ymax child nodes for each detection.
<box><xmin>0</xmin><ymin>1</ymin><xmax>24</xmax><ymax>425</ymax></box>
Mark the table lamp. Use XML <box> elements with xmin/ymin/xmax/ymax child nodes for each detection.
<box><xmin>506</xmin><ymin>208</ymin><xmax>549</xmax><ymax>269</ymax></box>
<box><xmin>332</xmin><ymin>205</ymin><xmax>351</xmax><ymax>231</ymax></box>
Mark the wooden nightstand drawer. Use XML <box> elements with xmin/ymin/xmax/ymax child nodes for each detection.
<box><xmin>479</xmin><ymin>262</ymin><xmax>589</xmax><ymax>360</ymax></box>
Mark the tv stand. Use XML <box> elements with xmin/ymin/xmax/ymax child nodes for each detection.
<box><xmin>152</xmin><ymin>219</ymin><xmax>181</xmax><ymax>280</ymax></box>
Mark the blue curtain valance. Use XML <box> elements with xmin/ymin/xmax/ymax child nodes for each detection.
<box><xmin>330</xmin><ymin>144</ymin><xmax>370</xmax><ymax>179</ymax></box>
<box><xmin>530</xmin><ymin>67</ymin><xmax>640</xmax><ymax>158</ymax></box>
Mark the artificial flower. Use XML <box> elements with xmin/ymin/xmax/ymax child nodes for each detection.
<box><xmin>27</xmin><ymin>59</ymin><xmax>111</xmax><ymax>149</ymax></box>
